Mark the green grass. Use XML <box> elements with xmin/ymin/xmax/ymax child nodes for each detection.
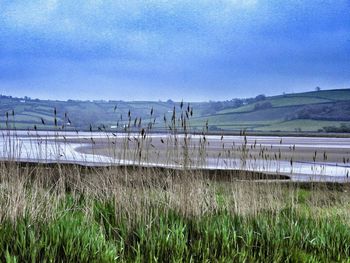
<box><xmin>189</xmin><ymin>120</ymin><xmax>276</xmax><ymax>131</ymax></box>
<box><xmin>257</xmin><ymin>120</ymin><xmax>350</xmax><ymax>132</ymax></box>
<box><xmin>218</xmin><ymin>95</ymin><xmax>333</xmax><ymax>115</ymax></box>
<box><xmin>218</xmin><ymin>103</ymin><xmax>256</xmax><ymax>114</ymax></box>
<box><xmin>1</xmin><ymin>195</ymin><xmax>350</xmax><ymax>262</ymax></box>
<box><xmin>267</xmin><ymin>96</ymin><xmax>331</xmax><ymax>107</ymax></box>
<box><xmin>284</xmin><ymin>89</ymin><xmax>350</xmax><ymax>101</ymax></box>
<box><xmin>193</xmin><ymin>107</ymin><xmax>299</xmax><ymax>126</ymax></box>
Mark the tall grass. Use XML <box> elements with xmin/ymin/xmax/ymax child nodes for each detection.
<box><xmin>0</xmin><ymin>105</ymin><xmax>349</xmax><ymax>262</ymax></box>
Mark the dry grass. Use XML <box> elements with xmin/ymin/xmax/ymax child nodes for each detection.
<box><xmin>0</xmin><ymin>106</ymin><xmax>349</xmax><ymax>261</ymax></box>
<box><xmin>0</xmin><ymin>105</ymin><xmax>349</xmax><ymax>223</ymax></box>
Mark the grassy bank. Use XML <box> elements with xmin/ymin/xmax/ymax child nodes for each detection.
<box><xmin>3</xmin><ymin>199</ymin><xmax>350</xmax><ymax>262</ymax></box>
<box><xmin>1</xmin><ymin>163</ymin><xmax>350</xmax><ymax>262</ymax></box>
<box><xmin>0</xmin><ymin>103</ymin><xmax>349</xmax><ymax>262</ymax></box>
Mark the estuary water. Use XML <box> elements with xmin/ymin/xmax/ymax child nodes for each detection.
<box><xmin>0</xmin><ymin>130</ymin><xmax>349</xmax><ymax>182</ymax></box>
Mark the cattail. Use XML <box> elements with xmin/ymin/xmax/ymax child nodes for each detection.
<box><xmin>172</xmin><ymin>107</ymin><xmax>176</xmax><ymax>121</ymax></box>
<box><xmin>313</xmin><ymin>151</ymin><xmax>317</xmax><ymax>162</ymax></box>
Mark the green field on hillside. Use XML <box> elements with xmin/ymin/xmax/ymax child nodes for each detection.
<box><xmin>0</xmin><ymin>89</ymin><xmax>349</xmax><ymax>132</ymax></box>
<box><xmin>258</xmin><ymin>120</ymin><xmax>350</xmax><ymax>132</ymax></box>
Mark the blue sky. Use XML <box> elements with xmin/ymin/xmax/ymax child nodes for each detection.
<box><xmin>0</xmin><ymin>0</ymin><xmax>349</xmax><ymax>101</ymax></box>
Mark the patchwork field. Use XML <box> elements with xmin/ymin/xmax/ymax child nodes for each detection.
<box><xmin>1</xmin><ymin>89</ymin><xmax>350</xmax><ymax>133</ymax></box>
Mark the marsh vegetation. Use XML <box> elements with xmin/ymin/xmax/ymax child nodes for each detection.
<box><xmin>0</xmin><ymin>104</ymin><xmax>349</xmax><ymax>262</ymax></box>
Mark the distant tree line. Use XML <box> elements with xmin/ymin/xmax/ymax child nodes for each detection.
<box><xmin>254</xmin><ymin>101</ymin><xmax>272</xmax><ymax>111</ymax></box>
<box><xmin>286</xmin><ymin>102</ymin><xmax>350</xmax><ymax>121</ymax></box>
<box><xmin>203</xmin><ymin>94</ymin><xmax>267</xmax><ymax>115</ymax></box>
<box><xmin>321</xmin><ymin>124</ymin><xmax>350</xmax><ymax>133</ymax></box>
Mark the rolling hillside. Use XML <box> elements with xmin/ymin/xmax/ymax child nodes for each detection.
<box><xmin>0</xmin><ymin>89</ymin><xmax>349</xmax><ymax>133</ymax></box>
<box><xmin>191</xmin><ymin>89</ymin><xmax>350</xmax><ymax>132</ymax></box>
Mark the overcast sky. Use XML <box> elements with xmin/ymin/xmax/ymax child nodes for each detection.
<box><xmin>0</xmin><ymin>0</ymin><xmax>349</xmax><ymax>101</ymax></box>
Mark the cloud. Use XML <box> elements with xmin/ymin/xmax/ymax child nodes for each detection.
<box><xmin>0</xmin><ymin>0</ymin><xmax>349</xmax><ymax>100</ymax></box>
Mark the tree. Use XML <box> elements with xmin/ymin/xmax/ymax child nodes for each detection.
<box><xmin>255</xmin><ymin>94</ymin><xmax>266</xmax><ymax>101</ymax></box>
<box><xmin>254</xmin><ymin>101</ymin><xmax>272</xmax><ymax>110</ymax></box>
<box><xmin>315</xmin><ymin>87</ymin><xmax>321</xmax><ymax>92</ymax></box>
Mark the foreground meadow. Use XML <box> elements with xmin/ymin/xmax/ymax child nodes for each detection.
<box><xmin>0</xmin><ymin>162</ymin><xmax>350</xmax><ymax>262</ymax></box>
<box><xmin>0</xmin><ymin>106</ymin><xmax>349</xmax><ymax>262</ymax></box>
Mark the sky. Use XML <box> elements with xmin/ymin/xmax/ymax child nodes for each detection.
<box><xmin>0</xmin><ymin>0</ymin><xmax>349</xmax><ymax>101</ymax></box>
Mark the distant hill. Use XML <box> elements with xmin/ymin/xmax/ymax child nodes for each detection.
<box><xmin>191</xmin><ymin>89</ymin><xmax>350</xmax><ymax>133</ymax></box>
<box><xmin>0</xmin><ymin>89</ymin><xmax>349</xmax><ymax>133</ymax></box>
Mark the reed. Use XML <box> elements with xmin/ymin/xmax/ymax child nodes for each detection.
<box><xmin>0</xmin><ymin>106</ymin><xmax>349</xmax><ymax>262</ymax></box>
